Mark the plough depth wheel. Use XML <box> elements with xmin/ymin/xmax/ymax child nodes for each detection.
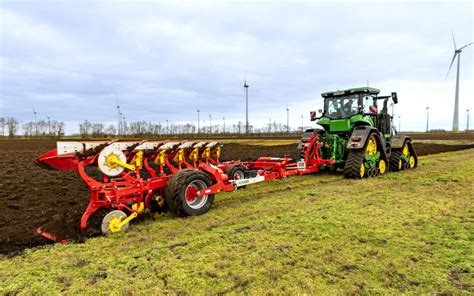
<box><xmin>165</xmin><ymin>169</ymin><xmax>215</xmax><ymax>216</ymax></box>
<box><xmin>101</xmin><ymin>210</ymin><xmax>129</xmax><ymax>234</ymax></box>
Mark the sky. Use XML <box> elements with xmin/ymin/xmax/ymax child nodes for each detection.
<box><xmin>0</xmin><ymin>0</ymin><xmax>473</xmax><ymax>134</ymax></box>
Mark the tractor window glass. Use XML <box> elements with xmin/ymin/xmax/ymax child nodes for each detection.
<box><xmin>363</xmin><ymin>96</ymin><xmax>377</xmax><ymax>113</ymax></box>
<box><xmin>325</xmin><ymin>95</ymin><xmax>359</xmax><ymax>119</ymax></box>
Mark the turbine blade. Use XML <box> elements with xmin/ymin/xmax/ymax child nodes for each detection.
<box><xmin>446</xmin><ymin>52</ymin><xmax>458</xmax><ymax>79</ymax></box>
<box><xmin>458</xmin><ymin>42</ymin><xmax>473</xmax><ymax>50</ymax></box>
<box><xmin>451</xmin><ymin>30</ymin><xmax>457</xmax><ymax>49</ymax></box>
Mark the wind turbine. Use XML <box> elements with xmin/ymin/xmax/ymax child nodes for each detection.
<box><xmin>197</xmin><ymin>107</ymin><xmax>200</xmax><ymax>134</ymax></box>
<box><xmin>446</xmin><ymin>31</ymin><xmax>473</xmax><ymax>132</ymax></box>
<box><xmin>116</xmin><ymin>100</ymin><xmax>121</xmax><ymax>136</ymax></box>
<box><xmin>45</xmin><ymin>113</ymin><xmax>51</xmax><ymax>136</ymax></box>
<box><xmin>243</xmin><ymin>77</ymin><xmax>249</xmax><ymax>134</ymax></box>
<box><xmin>32</xmin><ymin>107</ymin><xmax>38</xmax><ymax>136</ymax></box>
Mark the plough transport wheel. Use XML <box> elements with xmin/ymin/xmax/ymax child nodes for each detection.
<box><xmin>225</xmin><ymin>164</ymin><xmax>247</xmax><ymax>189</ymax></box>
<box><xmin>225</xmin><ymin>164</ymin><xmax>246</xmax><ymax>181</ymax></box>
<box><xmin>165</xmin><ymin>169</ymin><xmax>215</xmax><ymax>216</ymax></box>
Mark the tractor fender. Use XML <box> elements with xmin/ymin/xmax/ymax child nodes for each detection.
<box><xmin>347</xmin><ymin>126</ymin><xmax>377</xmax><ymax>150</ymax></box>
<box><xmin>347</xmin><ymin>126</ymin><xmax>388</xmax><ymax>161</ymax></box>
<box><xmin>391</xmin><ymin>135</ymin><xmax>411</xmax><ymax>149</ymax></box>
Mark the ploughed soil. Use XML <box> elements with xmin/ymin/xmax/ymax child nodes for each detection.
<box><xmin>1</xmin><ymin>138</ymin><xmax>473</xmax><ymax>256</ymax></box>
<box><xmin>406</xmin><ymin>132</ymin><xmax>474</xmax><ymax>141</ymax></box>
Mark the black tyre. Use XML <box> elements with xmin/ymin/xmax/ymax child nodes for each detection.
<box><xmin>390</xmin><ymin>149</ymin><xmax>403</xmax><ymax>172</ymax></box>
<box><xmin>225</xmin><ymin>164</ymin><xmax>247</xmax><ymax>181</ymax></box>
<box><xmin>165</xmin><ymin>169</ymin><xmax>214</xmax><ymax>217</ymax></box>
<box><xmin>344</xmin><ymin>149</ymin><xmax>365</xmax><ymax>178</ymax></box>
<box><xmin>149</xmin><ymin>194</ymin><xmax>168</xmax><ymax>213</ymax></box>
<box><xmin>344</xmin><ymin>132</ymin><xmax>386</xmax><ymax>179</ymax></box>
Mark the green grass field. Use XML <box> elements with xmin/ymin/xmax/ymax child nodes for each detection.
<box><xmin>1</xmin><ymin>149</ymin><xmax>473</xmax><ymax>294</ymax></box>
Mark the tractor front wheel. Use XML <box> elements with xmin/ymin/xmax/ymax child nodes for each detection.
<box><xmin>344</xmin><ymin>149</ymin><xmax>366</xmax><ymax>178</ymax></box>
<box><xmin>344</xmin><ymin>133</ymin><xmax>386</xmax><ymax>179</ymax></box>
<box><xmin>165</xmin><ymin>169</ymin><xmax>215</xmax><ymax>217</ymax></box>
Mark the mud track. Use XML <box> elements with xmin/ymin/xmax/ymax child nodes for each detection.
<box><xmin>1</xmin><ymin>139</ymin><xmax>473</xmax><ymax>256</ymax></box>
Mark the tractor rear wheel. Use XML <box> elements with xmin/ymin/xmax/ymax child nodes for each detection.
<box><xmin>390</xmin><ymin>140</ymin><xmax>417</xmax><ymax>171</ymax></box>
<box><xmin>165</xmin><ymin>169</ymin><xmax>215</xmax><ymax>217</ymax></box>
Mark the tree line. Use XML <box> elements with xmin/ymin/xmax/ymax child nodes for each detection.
<box><xmin>0</xmin><ymin>117</ymin><xmax>65</xmax><ymax>138</ymax></box>
<box><xmin>0</xmin><ymin>117</ymin><xmax>301</xmax><ymax>138</ymax></box>
<box><xmin>78</xmin><ymin>120</ymin><xmax>297</xmax><ymax>138</ymax></box>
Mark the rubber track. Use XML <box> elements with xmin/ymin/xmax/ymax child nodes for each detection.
<box><xmin>165</xmin><ymin>169</ymin><xmax>212</xmax><ymax>217</ymax></box>
<box><xmin>343</xmin><ymin>149</ymin><xmax>365</xmax><ymax>178</ymax></box>
<box><xmin>390</xmin><ymin>149</ymin><xmax>402</xmax><ymax>171</ymax></box>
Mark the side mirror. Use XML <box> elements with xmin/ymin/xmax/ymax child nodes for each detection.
<box><xmin>318</xmin><ymin>109</ymin><xmax>323</xmax><ymax>113</ymax></box>
<box><xmin>391</xmin><ymin>92</ymin><xmax>398</xmax><ymax>104</ymax></box>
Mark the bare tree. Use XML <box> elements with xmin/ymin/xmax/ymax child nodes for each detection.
<box><xmin>91</xmin><ymin>123</ymin><xmax>104</xmax><ymax>138</ymax></box>
<box><xmin>0</xmin><ymin>117</ymin><xmax>5</xmax><ymax>138</ymax></box>
<box><xmin>79</xmin><ymin>120</ymin><xmax>92</xmax><ymax>138</ymax></box>
<box><xmin>6</xmin><ymin>117</ymin><xmax>18</xmax><ymax>138</ymax></box>
<box><xmin>51</xmin><ymin>121</ymin><xmax>65</xmax><ymax>137</ymax></box>
<box><xmin>37</xmin><ymin>119</ymin><xmax>48</xmax><ymax>135</ymax></box>
<box><xmin>105</xmin><ymin>124</ymin><xmax>117</xmax><ymax>136</ymax></box>
<box><xmin>129</xmin><ymin>121</ymin><xmax>147</xmax><ymax>136</ymax></box>
<box><xmin>23</xmin><ymin>122</ymin><xmax>34</xmax><ymax>137</ymax></box>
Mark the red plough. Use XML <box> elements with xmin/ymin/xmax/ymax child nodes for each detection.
<box><xmin>34</xmin><ymin>134</ymin><xmax>332</xmax><ymax>241</ymax></box>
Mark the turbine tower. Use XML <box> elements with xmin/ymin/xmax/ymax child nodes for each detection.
<box><xmin>197</xmin><ymin>108</ymin><xmax>200</xmax><ymax>134</ymax></box>
<box><xmin>244</xmin><ymin>78</ymin><xmax>249</xmax><ymax>134</ymax></box>
<box><xmin>446</xmin><ymin>31</ymin><xmax>473</xmax><ymax>132</ymax></box>
<box><xmin>116</xmin><ymin>100</ymin><xmax>121</xmax><ymax>136</ymax></box>
<box><xmin>33</xmin><ymin>107</ymin><xmax>38</xmax><ymax>136</ymax></box>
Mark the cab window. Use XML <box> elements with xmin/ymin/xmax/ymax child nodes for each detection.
<box><xmin>363</xmin><ymin>96</ymin><xmax>377</xmax><ymax>113</ymax></box>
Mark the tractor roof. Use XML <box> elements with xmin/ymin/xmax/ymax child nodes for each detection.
<box><xmin>321</xmin><ymin>87</ymin><xmax>381</xmax><ymax>98</ymax></box>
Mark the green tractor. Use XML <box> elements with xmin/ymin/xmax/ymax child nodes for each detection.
<box><xmin>299</xmin><ymin>87</ymin><xmax>417</xmax><ymax>178</ymax></box>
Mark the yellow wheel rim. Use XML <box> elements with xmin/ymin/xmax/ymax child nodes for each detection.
<box><xmin>108</xmin><ymin>217</ymin><xmax>123</xmax><ymax>233</ymax></box>
<box><xmin>409</xmin><ymin>156</ymin><xmax>415</xmax><ymax>168</ymax></box>
<box><xmin>366</xmin><ymin>135</ymin><xmax>377</xmax><ymax>156</ymax></box>
<box><xmin>402</xmin><ymin>144</ymin><xmax>409</xmax><ymax>157</ymax></box>
<box><xmin>105</xmin><ymin>153</ymin><xmax>120</xmax><ymax>169</ymax></box>
<box><xmin>398</xmin><ymin>159</ymin><xmax>402</xmax><ymax>170</ymax></box>
<box><xmin>379</xmin><ymin>159</ymin><xmax>386</xmax><ymax>174</ymax></box>
<box><xmin>360</xmin><ymin>164</ymin><xmax>365</xmax><ymax>178</ymax></box>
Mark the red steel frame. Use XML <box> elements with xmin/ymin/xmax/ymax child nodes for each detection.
<box><xmin>35</xmin><ymin>135</ymin><xmax>333</xmax><ymax>238</ymax></box>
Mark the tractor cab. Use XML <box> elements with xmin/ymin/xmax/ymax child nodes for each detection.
<box><xmin>314</xmin><ymin>87</ymin><xmax>397</xmax><ymax>137</ymax></box>
<box><xmin>321</xmin><ymin>87</ymin><xmax>381</xmax><ymax>120</ymax></box>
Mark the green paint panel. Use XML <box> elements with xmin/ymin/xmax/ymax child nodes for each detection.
<box><xmin>329</xmin><ymin>119</ymin><xmax>351</xmax><ymax>132</ymax></box>
<box><xmin>350</xmin><ymin>114</ymin><xmax>374</xmax><ymax>127</ymax></box>
<box><xmin>316</xmin><ymin>117</ymin><xmax>331</xmax><ymax>126</ymax></box>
